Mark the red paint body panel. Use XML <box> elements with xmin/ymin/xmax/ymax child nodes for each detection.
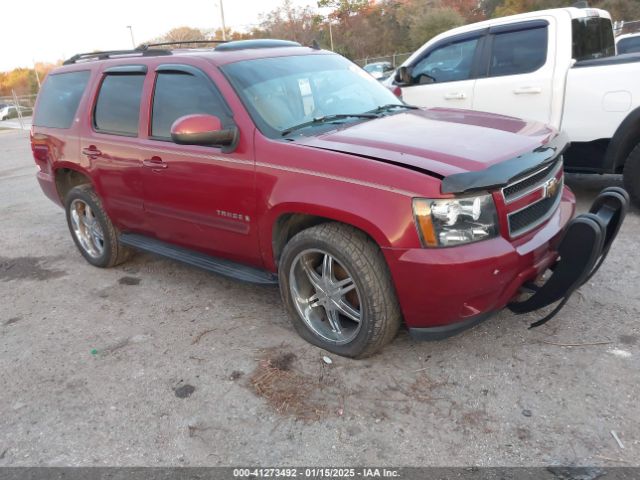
<box><xmin>295</xmin><ymin>108</ymin><xmax>555</xmax><ymax>178</ymax></box>
<box><xmin>31</xmin><ymin>47</ymin><xmax>578</xmax><ymax>331</ymax></box>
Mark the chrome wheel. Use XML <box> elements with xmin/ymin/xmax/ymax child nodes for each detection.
<box><xmin>69</xmin><ymin>199</ymin><xmax>105</xmax><ymax>259</ymax></box>
<box><xmin>289</xmin><ymin>249</ymin><xmax>362</xmax><ymax>344</ymax></box>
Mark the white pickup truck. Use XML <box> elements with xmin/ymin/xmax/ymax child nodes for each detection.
<box><xmin>391</xmin><ymin>7</ymin><xmax>640</xmax><ymax>205</ymax></box>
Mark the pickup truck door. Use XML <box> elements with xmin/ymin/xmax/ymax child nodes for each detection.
<box><xmin>400</xmin><ymin>34</ymin><xmax>485</xmax><ymax>109</ymax></box>
<box><xmin>472</xmin><ymin>20</ymin><xmax>556</xmax><ymax>125</ymax></box>
<box><xmin>139</xmin><ymin>63</ymin><xmax>261</xmax><ymax>266</ymax></box>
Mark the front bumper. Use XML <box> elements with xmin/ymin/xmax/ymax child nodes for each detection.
<box><xmin>384</xmin><ymin>186</ymin><xmax>628</xmax><ymax>337</ymax></box>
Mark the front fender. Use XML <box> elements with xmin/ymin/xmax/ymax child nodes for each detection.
<box><xmin>257</xmin><ymin>183</ymin><xmax>422</xmax><ymax>271</ymax></box>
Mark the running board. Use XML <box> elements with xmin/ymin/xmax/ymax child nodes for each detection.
<box><xmin>120</xmin><ymin>233</ymin><xmax>278</xmax><ymax>285</ymax></box>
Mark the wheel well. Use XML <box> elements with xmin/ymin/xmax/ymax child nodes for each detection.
<box><xmin>272</xmin><ymin>214</ymin><xmax>331</xmax><ymax>265</ymax></box>
<box><xmin>272</xmin><ymin>213</ymin><xmax>384</xmax><ymax>267</ymax></box>
<box><xmin>606</xmin><ymin>107</ymin><xmax>640</xmax><ymax>173</ymax></box>
<box><xmin>55</xmin><ymin>168</ymin><xmax>91</xmax><ymax>203</ymax></box>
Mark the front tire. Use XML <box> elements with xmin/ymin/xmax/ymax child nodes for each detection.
<box><xmin>64</xmin><ymin>185</ymin><xmax>131</xmax><ymax>268</ymax></box>
<box><xmin>279</xmin><ymin>223</ymin><xmax>401</xmax><ymax>358</ymax></box>
<box><xmin>623</xmin><ymin>143</ymin><xmax>640</xmax><ymax>207</ymax></box>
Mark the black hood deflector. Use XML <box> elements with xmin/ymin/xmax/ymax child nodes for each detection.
<box><xmin>440</xmin><ymin>132</ymin><xmax>570</xmax><ymax>194</ymax></box>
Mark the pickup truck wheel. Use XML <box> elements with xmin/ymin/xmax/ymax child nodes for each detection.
<box><xmin>623</xmin><ymin>144</ymin><xmax>640</xmax><ymax>207</ymax></box>
<box><xmin>279</xmin><ymin>223</ymin><xmax>401</xmax><ymax>358</ymax></box>
<box><xmin>64</xmin><ymin>185</ymin><xmax>131</xmax><ymax>268</ymax></box>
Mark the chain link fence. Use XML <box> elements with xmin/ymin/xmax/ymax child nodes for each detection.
<box><xmin>0</xmin><ymin>93</ymin><xmax>36</xmax><ymax>129</ymax></box>
<box><xmin>614</xmin><ymin>19</ymin><xmax>640</xmax><ymax>35</ymax></box>
<box><xmin>353</xmin><ymin>52</ymin><xmax>413</xmax><ymax>68</ymax></box>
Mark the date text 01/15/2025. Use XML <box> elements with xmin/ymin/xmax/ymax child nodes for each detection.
<box><xmin>232</xmin><ymin>467</ymin><xmax>400</xmax><ymax>477</ymax></box>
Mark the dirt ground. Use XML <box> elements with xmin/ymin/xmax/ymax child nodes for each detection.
<box><xmin>1</xmin><ymin>128</ymin><xmax>638</xmax><ymax>467</ymax></box>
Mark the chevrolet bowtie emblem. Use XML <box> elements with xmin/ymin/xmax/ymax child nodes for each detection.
<box><xmin>544</xmin><ymin>177</ymin><xmax>560</xmax><ymax>199</ymax></box>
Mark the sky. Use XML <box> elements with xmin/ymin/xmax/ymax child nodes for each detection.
<box><xmin>0</xmin><ymin>0</ymin><xmax>315</xmax><ymax>72</ymax></box>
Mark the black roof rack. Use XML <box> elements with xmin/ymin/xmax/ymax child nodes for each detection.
<box><xmin>63</xmin><ymin>48</ymin><xmax>171</xmax><ymax>65</ymax></box>
<box><xmin>138</xmin><ymin>40</ymin><xmax>227</xmax><ymax>50</ymax></box>
<box><xmin>63</xmin><ymin>39</ymin><xmax>304</xmax><ymax>65</ymax></box>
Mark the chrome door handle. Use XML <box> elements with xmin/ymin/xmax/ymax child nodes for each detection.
<box><xmin>444</xmin><ymin>92</ymin><xmax>466</xmax><ymax>100</ymax></box>
<box><xmin>142</xmin><ymin>156</ymin><xmax>168</xmax><ymax>169</ymax></box>
<box><xmin>514</xmin><ymin>86</ymin><xmax>542</xmax><ymax>95</ymax></box>
<box><xmin>82</xmin><ymin>146</ymin><xmax>102</xmax><ymax>157</ymax></box>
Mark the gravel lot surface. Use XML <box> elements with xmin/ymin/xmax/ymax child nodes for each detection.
<box><xmin>1</xmin><ymin>129</ymin><xmax>638</xmax><ymax>467</ymax></box>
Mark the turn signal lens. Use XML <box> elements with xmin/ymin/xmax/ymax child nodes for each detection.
<box><xmin>413</xmin><ymin>199</ymin><xmax>438</xmax><ymax>247</ymax></box>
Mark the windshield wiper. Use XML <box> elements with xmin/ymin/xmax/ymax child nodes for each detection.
<box><xmin>368</xmin><ymin>103</ymin><xmax>419</xmax><ymax>114</ymax></box>
<box><xmin>281</xmin><ymin>113</ymin><xmax>378</xmax><ymax>137</ymax></box>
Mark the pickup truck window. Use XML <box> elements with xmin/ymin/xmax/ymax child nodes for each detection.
<box><xmin>33</xmin><ymin>71</ymin><xmax>90</xmax><ymax>129</ymax></box>
<box><xmin>412</xmin><ymin>38</ymin><xmax>479</xmax><ymax>83</ymax></box>
<box><xmin>489</xmin><ymin>27</ymin><xmax>547</xmax><ymax>77</ymax></box>
<box><xmin>572</xmin><ymin>17</ymin><xmax>615</xmax><ymax>61</ymax></box>
<box><xmin>94</xmin><ymin>74</ymin><xmax>145</xmax><ymax>136</ymax></box>
<box><xmin>151</xmin><ymin>71</ymin><xmax>228</xmax><ymax>139</ymax></box>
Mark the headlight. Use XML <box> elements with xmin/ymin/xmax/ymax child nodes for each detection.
<box><xmin>413</xmin><ymin>194</ymin><xmax>499</xmax><ymax>247</ymax></box>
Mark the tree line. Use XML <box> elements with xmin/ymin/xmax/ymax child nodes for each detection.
<box><xmin>3</xmin><ymin>0</ymin><xmax>639</xmax><ymax>97</ymax></box>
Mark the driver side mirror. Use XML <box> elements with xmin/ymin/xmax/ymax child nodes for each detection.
<box><xmin>171</xmin><ymin>114</ymin><xmax>239</xmax><ymax>152</ymax></box>
<box><xmin>395</xmin><ymin>66</ymin><xmax>414</xmax><ymax>86</ymax></box>
<box><xmin>417</xmin><ymin>73</ymin><xmax>435</xmax><ymax>85</ymax></box>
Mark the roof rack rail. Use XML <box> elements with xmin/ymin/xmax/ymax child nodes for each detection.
<box><xmin>63</xmin><ymin>48</ymin><xmax>171</xmax><ymax>65</ymax></box>
<box><xmin>138</xmin><ymin>40</ymin><xmax>227</xmax><ymax>50</ymax></box>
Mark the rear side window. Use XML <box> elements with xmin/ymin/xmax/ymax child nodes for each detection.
<box><xmin>572</xmin><ymin>17</ymin><xmax>615</xmax><ymax>61</ymax></box>
<box><xmin>151</xmin><ymin>71</ymin><xmax>229</xmax><ymax>139</ymax></box>
<box><xmin>489</xmin><ymin>27</ymin><xmax>548</xmax><ymax>76</ymax></box>
<box><xmin>94</xmin><ymin>74</ymin><xmax>145</xmax><ymax>136</ymax></box>
<box><xmin>618</xmin><ymin>36</ymin><xmax>640</xmax><ymax>54</ymax></box>
<box><xmin>33</xmin><ymin>71</ymin><xmax>90</xmax><ymax>129</ymax></box>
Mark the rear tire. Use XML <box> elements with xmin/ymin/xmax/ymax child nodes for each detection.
<box><xmin>64</xmin><ymin>185</ymin><xmax>131</xmax><ymax>268</ymax></box>
<box><xmin>278</xmin><ymin>223</ymin><xmax>401</xmax><ymax>358</ymax></box>
<box><xmin>623</xmin><ymin>143</ymin><xmax>640</xmax><ymax>207</ymax></box>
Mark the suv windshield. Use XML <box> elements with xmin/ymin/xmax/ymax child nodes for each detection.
<box><xmin>618</xmin><ymin>36</ymin><xmax>640</xmax><ymax>54</ymax></box>
<box><xmin>222</xmin><ymin>54</ymin><xmax>402</xmax><ymax>137</ymax></box>
<box><xmin>572</xmin><ymin>17</ymin><xmax>615</xmax><ymax>61</ymax></box>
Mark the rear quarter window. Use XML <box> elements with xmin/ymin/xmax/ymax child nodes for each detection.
<box><xmin>33</xmin><ymin>71</ymin><xmax>91</xmax><ymax>129</ymax></box>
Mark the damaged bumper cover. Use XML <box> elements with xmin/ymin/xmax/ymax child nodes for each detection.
<box><xmin>409</xmin><ymin>187</ymin><xmax>629</xmax><ymax>340</ymax></box>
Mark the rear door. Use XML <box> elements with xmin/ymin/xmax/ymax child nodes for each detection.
<box><xmin>400</xmin><ymin>32</ymin><xmax>485</xmax><ymax>109</ymax></box>
<box><xmin>82</xmin><ymin>65</ymin><xmax>147</xmax><ymax>230</ymax></box>
<box><xmin>472</xmin><ymin>20</ymin><xmax>555</xmax><ymax>124</ymax></box>
<box><xmin>139</xmin><ymin>63</ymin><xmax>260</xmax><ymax>265</ymax></box>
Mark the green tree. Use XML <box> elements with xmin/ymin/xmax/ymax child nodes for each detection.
<box><xmin>402</xmin><ymin>6</ymin><xmax>465</xmax><ymax>47</ymax></box>
<box><xmin>254</xmin><ymin>0</ymin><xmax>322</xmax><ymax>46</ymax></box>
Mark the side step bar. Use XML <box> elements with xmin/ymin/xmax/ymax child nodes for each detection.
<box><xmin>120</xmin><ymin>233</ymin><xmax>278</xmax><ymax>285</ymax></box>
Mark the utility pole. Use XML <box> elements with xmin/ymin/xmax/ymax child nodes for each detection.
<box><xmin>219</xmin><ymin>0</ymin><xmax>227</xmax><ymax>41</ymax></box>
<box><xmin>32</xmin><ymin>60</ymin><xmax>41</xmax><ymax>90</ymax></box>
<box><xmin>126</xmin><ymin>25</ymin><xmax>136</xmax><ymax>48</ymax></box>
<box><xmin>328</xmin><ymin>21</ymin><xmax>334</xmax><ymax>51</ymax></box>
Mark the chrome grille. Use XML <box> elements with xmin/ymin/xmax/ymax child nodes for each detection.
<box><xmin>503</xmin><ymin>159</ymin><xmax>564</xmax><ymax>237</ymax></box>
<box><xmin>502</xmin><ymin>158</ymin><xmax>561</xmax><ymax>203</ymax></box>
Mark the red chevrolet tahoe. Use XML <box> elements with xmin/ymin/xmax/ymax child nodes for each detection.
<box><xmin>30</xmin><ymin>39</ymin><xmax>628</xmax><ymax>358</ymax></box>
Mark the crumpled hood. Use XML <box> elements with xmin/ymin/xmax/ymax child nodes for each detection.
<box><xmin>294</xmin><ymin>108</ymin><xmax>558</xmax><ymax>179</ymax></box>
